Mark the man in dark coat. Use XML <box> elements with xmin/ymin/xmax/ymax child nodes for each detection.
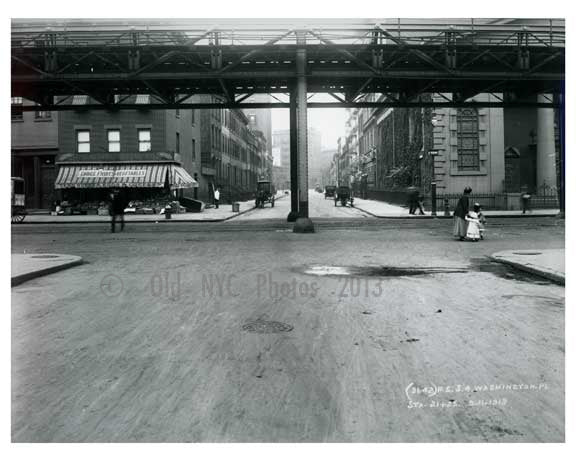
<box><xmin>453</xmin><ymin>187</ymin><xmax>472</xmax><ymax>240</ymax></box>
<box><xmin>408</xmin><ymin>187</ymin><xmax>425</xmax><ymax>215</ymax></box>
<box><xmin>109</xmin><ymin>189</ymin><xmax>127</xmax><ymax>233</ymax></box>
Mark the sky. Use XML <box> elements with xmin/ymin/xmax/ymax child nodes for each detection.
<box><xmin>270</xmin><ymin>94</ymin><xmax>348</xmax><ymax>151</ymax></box>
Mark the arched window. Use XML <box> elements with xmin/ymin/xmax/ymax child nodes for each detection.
<box><xmin>456</xmin><ymin>108</ymin><xmax>480</xmax><ymax>171</ymax></box>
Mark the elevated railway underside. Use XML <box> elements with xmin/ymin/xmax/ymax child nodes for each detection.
<box><xmin>12</xmin><ymin>19</ymin><xmax>564</xmax><ymax>110</ymax></box>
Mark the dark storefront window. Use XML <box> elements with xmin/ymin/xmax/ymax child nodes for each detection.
<box><xmin>457</xmin><ymin>108</ymin><xmax>480</xmax><ymax>171</ymax></box>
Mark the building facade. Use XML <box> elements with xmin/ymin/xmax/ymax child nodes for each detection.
<box><xmin>54</xmin><ymin>95</ymin><xmax>198</xmax><ymax>209</ymax></box>
<box><xmin>329</xmin><ymin>92</ymin><xmax>559</xmax><ymax>210</ymax></box>
<box><xmin>11</xmin><ymin>97</ymin><xmax>59</xmax><ymax>209</ymax></box>
<box><xmin>199</xmin><ymin>95</ymin><xmax>271</xmax><ymax>203</ymax></box>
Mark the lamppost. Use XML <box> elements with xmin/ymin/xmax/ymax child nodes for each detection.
<box><xmin>429</xmin><ymin>114</ymin><xmax>439</xmax><ymax>216</ymax></box>
<box><xmin>429</xmin><ymin>150</ymin><xmax>439</xmax><ymax>216</ymax></box>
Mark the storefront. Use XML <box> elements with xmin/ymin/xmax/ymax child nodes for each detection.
<box><xmin>54</xmin><ymin>162</ymin><xmax>198</xmax><ymax>213</ymax></box>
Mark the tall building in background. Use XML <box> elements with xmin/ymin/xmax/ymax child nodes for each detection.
<box><xmin>307</xmin><ymin>127</ymin><xmax>323</xmax><ymax>188</ymax></box>
<box><xmin>243</xmin><ymin>94</ymin><xmax>273</xmax><ymax>158</ymax></box>
<box><xmin>272</xmin><ymin>129</ymin><xmax>290</xmax><ymax>189</ymax></box>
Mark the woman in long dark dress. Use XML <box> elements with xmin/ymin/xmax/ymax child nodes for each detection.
<box><xmin>453</xmin><ymin>187</ymin><xmax>472</xmax><ymax>240</ymax></box>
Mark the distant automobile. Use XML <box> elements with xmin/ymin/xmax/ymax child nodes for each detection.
<box><xmin>324</xmin><ymin>185</ymin><xmax>336</xmax><ymax>199</ymax></box>
<box><xmin>334</xmin><ymin>186</ymin><xmax>354</xmax><ymax>207</ymax></box>
<box><xmin>255</xmin><ymin>180</ymin><xmax>276</xmax><ymax>208</ymax></box>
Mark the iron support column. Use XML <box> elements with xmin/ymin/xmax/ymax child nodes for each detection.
<box><xmin>431</xmin><ymin>182</ymin><xmax>437</xmax><ymax>216</ymax></box>
<box><xmin>536</xmin><ymin>94</ymin><xmax>557</xmax><ymax>189</ymax></box>
<box><xmin>287</xmin><ymin>83</ymin><xmax>299</xmax><ymax>222</ymax></box>
<box><xmin>293</xmin><ymin>31</ymin><xmax>314</xmax><ymax>233</ymax></box>
<box><xmin>557</xmin><ymin>87</ymin><xmax>565</xmax><ymax>217</ymax></box>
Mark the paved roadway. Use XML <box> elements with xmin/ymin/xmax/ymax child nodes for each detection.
<box><xmin>236</xmin><ymin>189</ymin><xmax>374</xmax><ymax>220</ymax></box>
<box><xmin>11</xmin><ymin>196</ymin><xmax>565</xmax><ymax>442</ymax></box>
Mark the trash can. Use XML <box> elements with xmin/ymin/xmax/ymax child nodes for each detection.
<box><xmin>232</xmin><ymin>202</ymin><xmax>240</xmax><ymax>213</ymax></box>
<box><xmin>165</xmin><ymin>205</ymin><xmax>172</xmax><ymax>219</ymax></box>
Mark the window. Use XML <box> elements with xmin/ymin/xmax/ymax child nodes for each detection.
<box><xmin>138</xmin><ymin>129</ymin><xmax>151</xmax><ymax>152</ymax></box>
<box><xmin>11</xmin><ymin>97</ymin><xmax>23</xmax><ymax>121</ymax></box>
<box><xmin>191</xmin><ymin>109</ymin><xmax>195</xmax><ymax>125</ymax></box>
<box><xmin>77</xmin><ymin>130</ymin><xmax>90</xmax><ymax>153</ymax></box>
<box><xmin>135</xmin><ymin>94</ymin><xmax>150</xmax><ymax>105</ymax></box>
<box><xmin>107</xmin><ymin>130</ymin><xmax>121</xmax><ymax>152</ymax></box>
<box><xmin>35</xmin><ymin>109</ymin><xmax>51</xmax><ymax>120</ymax></box>
<box><xmin>72</xmin><ymin>95</ymin><xmax>89</xmax><ymax>105</ymax></box>
<box><xmin>456</xmin><ymin>108</ymin><xmax>480</xmax><ymax>171</ymax></box>
<box><xmin>192</xmin><ymin>138</ymin><xmax>196</xmax><ymax>161</ymax></box>
<box><xmin>176</xmin><ymin>132</ymin><xmax>180</xmax><ymax>153</ymax></box>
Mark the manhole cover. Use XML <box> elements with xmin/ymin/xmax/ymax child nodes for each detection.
<box><xmin>242</xmin><ymin>320</ymin><xmax>294</xmax><ymax>334</ymax></box>
<box><xmin>30</xmin><ymin>255</ymin><xmax>60</xmax><ymax>259</ymax></box>
<box><xmin>512</xmin><ymin>251</ymin><xmax>543</xmax><ymax>256</ymax></box>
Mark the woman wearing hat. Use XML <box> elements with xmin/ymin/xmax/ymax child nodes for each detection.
<box><xmin>453</xmin><ymin>187</ymin><xmax>472</xmax><ymax>241</ymax></box>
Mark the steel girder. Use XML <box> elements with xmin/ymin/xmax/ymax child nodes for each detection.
<box><xmin>11</xmin><ymin>19</ymin><xmax>565</xmax><ymax>110</ymax></box>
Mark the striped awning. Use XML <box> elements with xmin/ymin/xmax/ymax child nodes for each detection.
<box><xmin>169</xmin><ymin>165</ymin><xmax>198</xmax><ymax>189</ymax></box>
<box><xmin>55</xmin><ymin>164</ymin><xmax>168</xmax><ymax>189</ymax></box>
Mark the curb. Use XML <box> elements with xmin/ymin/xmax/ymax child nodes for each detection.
<box><xmin>489</xmin><ymin>256</ymin><xmax>565</xmax><ymax>285</ymax></box>
<box><xmin>12</xmin><ymin>257</ymin><xmax>84</xmax><ymax>287</ymax></box>
<box><xmin>15</xmin><ymin>207</ymin><xmax>256</xmax><ymax>225</ymax></box>
<box><xmin>14</xmin><ymin>196</ymin><xmax>287</xmax><ymax>225</ymax></box>
<box><xmin>352</xmin><ymin>205</ymin><xmax>560</xmax><ymax>219</ymax></box>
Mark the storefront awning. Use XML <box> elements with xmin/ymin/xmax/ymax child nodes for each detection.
<box><xmin>169</xmin><ymin>165</ymin><xmax>198</xmax><ymax>189</ymax></box>
<box><xmin>54</xmin><ymin>164</ymin><xmax>168</xmax><ymax>189</ymax></box>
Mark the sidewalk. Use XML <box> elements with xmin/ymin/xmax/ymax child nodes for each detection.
<box><xmin>490</xmin><ymin>249</ymin><xmax>565</xmax><ymax>285</ymax></box>
<box><xmin>12</xmin><ymin>253</ymin><xmax>83</xmax><ymax>286</ymax></box>
<box><xmin>17</xmin><ymin>196</ymin><xmax>276</xmax><ymax>224</ymax></box>
<box><xmin>352</xmin><ymin>197</ymin><xmax>560</xmax><ymax>218</ymax></box>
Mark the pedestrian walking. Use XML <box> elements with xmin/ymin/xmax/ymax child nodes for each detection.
<box><xmin>214</xmin><ymin>187</ymin><xmax>220</xmax><ymax>209</ymax></box>
<box><xmin>109</xmin><ymin>189</ymin><xmax>127</xmax><ymax>233</ymax></box>
<box><xmin>408</xmin><ymin>187</ymin><xmax>424</xmax><ymax>215</ymax></box>
<box><xmin>520</xmin><ymin>185</ymin><xmax>532</xmax><ymax>214</ymax></box>
<box><xmin>453</xmin><ymin>187</ymin><xmax>472</xmax><ymax>241</ymax></box>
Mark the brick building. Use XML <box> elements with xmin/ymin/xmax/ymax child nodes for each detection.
<box><xmin>199</xmin><ymin>95</ymin><xmax>271</xmax><ymax>203</ymax></box>
<box><xmin>11</xmin><ymin>97</ymin><xmax>59</xmax><ymax>209</ymax></box>
<box><xmin>54</xmin><ymin>95</ymin><xmax>198</xmax><ymax>209</ymax></box>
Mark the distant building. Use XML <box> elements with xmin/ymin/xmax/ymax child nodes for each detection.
<box><xmin>272</xmin><ymin>129</ymin><xmax>291</xmax><ymax>188</ymax></box>
<box><xmin>243</xmin><ymin>94</ymin><xmax>273</xmax><ymax>158</ymax></box>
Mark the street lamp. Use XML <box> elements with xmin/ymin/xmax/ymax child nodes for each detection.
<box><xmin>428</xmin><ymin>112</ymin><xmax>439</xmax><ymax>217</ymax></box>
<box><xmin>428</xmin><ymin>149</ymin><xmax>439</xmax><ymax>216</ymax></box>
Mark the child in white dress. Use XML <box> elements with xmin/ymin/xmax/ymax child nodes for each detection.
<box><xmin>475</xmin><ymin>203</ymin><xmax>487</xmax><ymax>240</ymax></box>
<box><xmin>465</xmin><ymin>207</ymin><xmax>481</xmax><ymax>241</ymax></box>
